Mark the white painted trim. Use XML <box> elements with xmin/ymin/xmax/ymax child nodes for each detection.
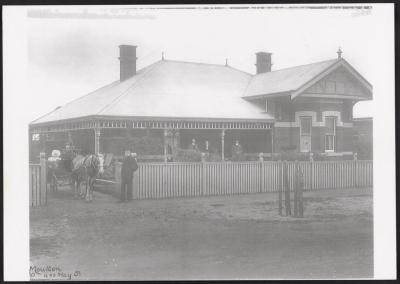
<box><xmin>320</xmin><ymin>151</ymin><xmax>353</xmax><ymax>157</ymax></box>
<box><xmin>301</xmin><ymin>93</ymin><xmax>369</xmax><ymax>100</ymax></box>
<box><xmin>274</xmin><ymin>110</ymin><xmax>353</xmax><ymax>128</ymax></box>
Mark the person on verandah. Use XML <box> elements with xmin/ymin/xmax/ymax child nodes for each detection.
<box><xmin>188</xmin><ymin>138</ymin><xmax>199</xmax><ymax>151</ymax></box>
<box><xmin>231</xmin><ymin>140</ymin><xmax>243</xmax><ymax>161</ymax></box>
<box><xmin>120</xmin><ymin>149</ymin><xmax>138</xmax><ymax>202</ymax></box>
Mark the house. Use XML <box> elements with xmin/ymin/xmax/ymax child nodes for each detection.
<box><xmin>29</xmin><ymin>45</ymin><xmax>372</xmax><ymax>162</ymax></box>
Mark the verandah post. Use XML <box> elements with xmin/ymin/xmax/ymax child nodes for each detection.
<box><xmin>309</xmin><ymin>152</ymin><xmax>314</xmax><ymax>190</ymax></box>
<box><xmin>259</xmin><ymin>153</ymin><xmax>264</xmax><ymax>193</ymax></box>
<box><xmin>163</xmin><ymin>129</ymin><xmax>168</xmax><ymax>163</ymax></box>
<box><xmin>221</xmin><ymin>129</ymin><xmax>225</xmax><ymax>161</ymax></box>
<box><xmin>94</xmin><ymin>128</ymin><xmax>101</xmax><ymax>155</ymax></box>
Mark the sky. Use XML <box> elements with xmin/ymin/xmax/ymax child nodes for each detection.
<box><xmin>27</xmin><ymin>5</ymin><xmax>376</xmax><ymax>122</ymax></box>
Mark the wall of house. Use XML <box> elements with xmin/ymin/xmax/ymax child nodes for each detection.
<box><xmin>269</xmin><ymin>97</ymin><xmax>355</xmax><ymax>154</ymax></box>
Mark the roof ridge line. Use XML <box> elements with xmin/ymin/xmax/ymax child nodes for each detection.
<box><xmin>257</xmin><ymin>58</ymin><xmax>338</xmax><ymax>75</ymax></box>
<box><xmin>164</xmin><ymin>58</ymin><xmax>229</xmax><ymax>68</ymax></box>
<box><xmin>96</xmin><ymin>61</ymin><xmax>162</xmax><ymax>115</ymax></box>
<box><xmin>165</xmin><ymin>58</ymin><xmax>254</xmax><ymax>77</ymax></box>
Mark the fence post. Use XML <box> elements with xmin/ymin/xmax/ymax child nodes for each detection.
<box><xmin>40</xmin><ymin>152</ymin><xmax>47</xmax><ymax>206</ymax></box>
<box><xmin>294</xmin><ymin>160</ymin><xmax>299</xmax><ymax>217</ymax></box>
<box><xmin>278</xmin><ymin>160</ymin><xmax>283</xmax><ymax>216</ymax></box>
<box><xmin>309</xmin><ymin>153</ymin><xmax>314</xmax><ymax>190</ymax></box>
<box><xmin>284</xmin><ymin>160</ymin><xmax>291</xmax><ymax>216</ymax></box>
<box><xmin>353</xmin><ymin>153</ymin><xmax>358</xmax><ymax>188</ymax></box>
<box><xmin>201</xmin><ymin>153</ymin><xmax>206</xmax><ymax>196</ymax></box>
<box><xmin>115</xmin><ymin>162</ymin><xmax>122</xmax><ymax>199</ymax></box>
<box><xmin>259</xmin><ymin>153</ymin><xmax>264</xmax><ymax>193</ymax></box>
<box><xmin>298</xmin><ymin>164</ymin><xmax>304</xmax><ymax>218</ymax></box>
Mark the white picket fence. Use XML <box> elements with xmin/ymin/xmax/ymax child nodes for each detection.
<box><xmin>112</xmin><ymin>160</ymin><xmax>373</xmax><ymax>200</ymax></box>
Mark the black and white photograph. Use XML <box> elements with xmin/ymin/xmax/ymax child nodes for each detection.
<box><xmin>3</xmin><ymin>4</ymin><xmax>396</xmax><ymax>281</ymax></box>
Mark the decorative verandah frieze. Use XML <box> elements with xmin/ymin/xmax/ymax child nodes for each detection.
<box><xmin>29</xmin><ymin>117</ymin><xmax>274</xmax><ymax>134</ymax></box>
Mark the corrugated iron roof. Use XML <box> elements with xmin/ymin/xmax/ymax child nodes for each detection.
<box><xmin>31</xmin><ymin>57</ymin><xmax>369</xmax><ymax>125</ymax></box>
<box><xmin>244</xmin><ymin>59</ymin><xmax>338</xmax><ymax>98</ymax></box>
<box><xmin>31</xmin><ymin>60</ymin><xmax>272</xmax><ymax>124</ymax></box>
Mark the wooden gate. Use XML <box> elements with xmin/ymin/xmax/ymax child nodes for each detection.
<box><xmin>29</xmin><ymin>156</ymin><xmax>47</xmax><ymax>207</ymax></box>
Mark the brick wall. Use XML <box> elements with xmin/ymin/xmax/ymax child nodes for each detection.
<box><xmin>274</xmin><ymin>125</ymin><xmax>354</xmax><ymax>154</ymax></box>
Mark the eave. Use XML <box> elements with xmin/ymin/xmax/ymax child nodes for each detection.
<box><xmin>29</xmin><ymin>115</ymin><xmax>275</xmax><ymax>134</ymax></box>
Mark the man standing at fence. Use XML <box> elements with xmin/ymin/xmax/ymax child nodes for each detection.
<box><xmin>120</xmin><ymin>149</ymin><xmax>138</xmax><ymax>202</ymax></box>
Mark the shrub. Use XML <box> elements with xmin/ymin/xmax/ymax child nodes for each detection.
<box><xmin>174</xmin><ymin>148</ymin><xmax>202</xmax><ymax>162</ymax></box>
<box><xmin>128</xmin><ymin>136</ymin><xmax>163</xmax><ymax>155</ymax></box>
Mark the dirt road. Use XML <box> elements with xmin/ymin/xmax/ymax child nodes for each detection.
<box><xmin>30</xmin><ymin>187</ymin><xmax>373</xmax><ymax>280</ymax></box>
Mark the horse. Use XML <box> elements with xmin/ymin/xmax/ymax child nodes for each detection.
<box><xmin>71</xmin><ymin>153</ymin><xmax>104</xmax><ymax>201</ymax></box>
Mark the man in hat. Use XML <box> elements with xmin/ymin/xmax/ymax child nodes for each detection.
<box><xmin>61</xmin><ymin>143</ymin><xmax>75</xmax><ymax>173</ymax></box>
<box><xmin>120</xmin><ymin>148</ymin><xmax>138</xmax><ymax>202</ymax></box>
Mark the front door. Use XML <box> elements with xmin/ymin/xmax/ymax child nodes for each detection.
<box><xmin>299</xmin><ymin>116</ymin><xmax>312</xmax><ymax>152</ymax></box>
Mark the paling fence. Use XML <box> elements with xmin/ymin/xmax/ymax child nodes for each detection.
<box><xmin>114</xmin><ymin>160</ymin><xmax>373</xmax><ymax>200</ymax></box>
<box><xmin>29</xmin><ymin>161</ymin><xmax>47</xmax><ymax>207</ymax></box>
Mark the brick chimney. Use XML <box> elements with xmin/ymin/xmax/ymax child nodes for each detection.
<box><xmin>119</xmin><ymin>45</ymin><xmax>137</xmax><ymax>81</ymax></box>
<box><xmin>255</xmin><ymin>52</ymin><xmax>272</xmax><ymax>74</ymax></box>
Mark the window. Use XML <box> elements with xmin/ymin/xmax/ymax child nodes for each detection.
<box><xmin>325</xmin><ymin>116</ymin><xmax>336</xmax><ymax>152</ymax></box>
<box><xmin>299</xmin><ymin>116</ymin><xmax>312</xmax><ymax>152</ymax></box>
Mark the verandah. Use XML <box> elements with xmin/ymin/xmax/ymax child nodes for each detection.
<box><xmin>30</xmin><ymin>118</ymin><xmax>274</xmax><ymax>162</ymax></box>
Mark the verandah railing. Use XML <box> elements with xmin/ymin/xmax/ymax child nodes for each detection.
<box><xmin>114</xmin><ymin>160</ymin><xmax>373</xmax><ymax>200</ymax></box>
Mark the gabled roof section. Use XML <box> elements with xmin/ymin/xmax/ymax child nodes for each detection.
<box><xmin>244</xmin><ymin>59</ymin><xmax>338</xmax><ymax>98</ymax></box>
<box><xmin>290</xmin><ymin>59</ymin><xmax>372</xmax><ymax>100</ymax></box>
<box><xmin>243</xmin><ymin>58</ymin><xmax>372</xmax><ymax>100</ymax></box>
<box><xmin>31</xmin><ymin>60</ymin><xmax>273</xmax><ymax>125</ymax></box>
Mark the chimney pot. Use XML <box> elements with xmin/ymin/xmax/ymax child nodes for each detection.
<box><xmin>255</xmin><ymin>51</ymin><xmax>272</xmax><ymax>74</ymax></box>
<box><xmin>119</xmin><ymin>45</ymin><xmax>137</xmax><ymax>81</ymax></box>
